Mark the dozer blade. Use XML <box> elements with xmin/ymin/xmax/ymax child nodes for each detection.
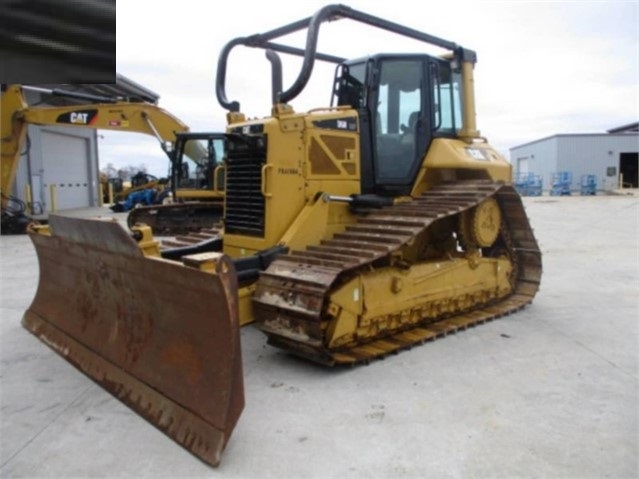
<box><xmin>22</xmin><ymin>215</ymin><xmax>244</xmax><ymax>466</ymax></box>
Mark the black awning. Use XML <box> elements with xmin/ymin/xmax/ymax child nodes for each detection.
<box><xmin>32</xmin><ymin>75</ymin><xmax>161</xmax><ymax>106</ymax></box>
<box><xmin>0</xmin><ymin>0</ymin><xmax>115</xmax><ymax>84</ymax></box>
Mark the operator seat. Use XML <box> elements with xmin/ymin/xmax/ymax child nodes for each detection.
<box><xmin>400</xmin><ymin>111</ymin><xmax>419</xmax><ymax>145</ymax></box>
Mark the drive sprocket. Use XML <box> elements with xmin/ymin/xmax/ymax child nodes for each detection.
<box><xmin>459</xmin><ymin>197</ymin><xmax>501</xmax><ymax>248</ymax></box>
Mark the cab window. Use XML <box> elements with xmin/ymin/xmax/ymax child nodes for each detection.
<box><xmin>178</xmin><ymin>138</ymin><xmax>224</xmax><ymax>190</ymax></box>
<box><xmin>374</xmin><ymin>60</ymin><xmax>423</xmax><ymax>181</ymax></box>
<box><xmin>432</xmin><ymin>61</ymin><xmax>462</xmax><ymax>133</ymax></box>
<box><xmin>333</xmin><ymin>62</ymin><xmax>366</xmax><ymax>108</ymax></box>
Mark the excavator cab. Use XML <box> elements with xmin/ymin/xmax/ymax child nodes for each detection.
<box><xmin>126</xmin><ymin>132</ymin><xmax>227</xmax><ymax>234</ymax></box>
<box><xmin>172</xmin><ymin>132</ymin><xmax>225</xmax><ymax>192</ymax></box>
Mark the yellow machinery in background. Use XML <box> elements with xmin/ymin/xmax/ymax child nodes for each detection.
<box><xmin>20</xmin><ymin>4</ymin><xmax>541</xmax><ymax>468</ymax></box>
<box><xmin>0</xmin><ymin>84</ymin><xmax>223</xmax><ymax>233</ymax></box>
<box><xmin>125</xmin><ymin>131</ymin><xmax>227</xmax><ymax>234</ymax></box>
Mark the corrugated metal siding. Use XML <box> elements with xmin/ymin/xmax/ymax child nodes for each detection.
<box><xmin>510</xmin><ymin>137</ymin><xmax>558</xmax><ymax>189</ymax></box>
<box><xmin>12</xmin><ymin>125</ymin><xmax>99</xmax><ymax>213</ymax></box>
<box><xmin>557</xmin><ymin>134</ymin><xmax>639</xmax><ymax>191</ymax></box>
<box><xmin>511</xmin><ymin>134</ymin><xmax>639</xmax><ymax>192</ymax></box>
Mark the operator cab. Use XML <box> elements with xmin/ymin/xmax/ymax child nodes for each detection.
<box><xmin>332</xmin><ymin>54</ymin><xmax>463</xmax><ymax>195</ymax></box>
<box><xmin>172</xmin><ymin>132</ymin><xmax>226</xmax><ymax>191</ymax></box>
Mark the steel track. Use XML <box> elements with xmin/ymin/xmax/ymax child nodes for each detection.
<box><xmin>254</xmin><ymin>180</ymin><xmax>542</xmax><ymax>365</ymax></box>
<box><xmin>127</xmin><ymin>202</ymin><xmax>223</xmax><ymax>236</ymax></box>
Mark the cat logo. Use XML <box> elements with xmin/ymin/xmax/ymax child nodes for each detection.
<box><xmin>70</xmin><ymin>112</ymin><xmax>89</xmax><ymax>124</ymax></box>
<box><xmin>56</xmin><ymin>109</ymin><xmax>98</xmax><ymax>125</ymax></box>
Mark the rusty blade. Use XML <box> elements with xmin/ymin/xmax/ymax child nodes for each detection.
<box><xmin>22</xmin><ymin>215</ymin><xmax>244</xmax><ymax>466</ymax></box>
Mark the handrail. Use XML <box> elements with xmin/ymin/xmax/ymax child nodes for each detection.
<box><xmin>213</xmin><ymin>165</ymin><xmax>226</xmax><ymax>194</ymax></box>
<box><xmin>260</xmin><ymin>164</ymin><xmax>273</xmax><ymax>198</ymax></box>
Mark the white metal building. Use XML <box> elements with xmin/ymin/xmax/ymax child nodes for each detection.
<box><xmin>16</xmin><ymin>121</ymin><xmax>100</xmax><ymax>213</ymax></box>
<box><xmin>509</xmin><ymin>123</ymin><xmax>639</xmax><ymax>193</ymax></box>
<box><xmin>11</xmin><ymin>77</ymin><xmax>160</xmax><ymax>214</ymax></box>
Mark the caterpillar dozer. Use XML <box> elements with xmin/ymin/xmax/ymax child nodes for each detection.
<box><xmin>20</xmin><ymin>4</ymin><xmax>542</xmax><ymax>467</ymax></box>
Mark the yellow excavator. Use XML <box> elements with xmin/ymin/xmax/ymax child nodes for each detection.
<box><xmin>126</xmin><ymin>131</ymin><xmax>226</xmax><ymax>234</ymax></box>
<box><xmin>19</xmin><ymin>4</ymin><xmax>542</xmax><ymax>467</ymax></box>
<box><xmin>0</xmin><ymin>84</ymin><xmax>224</xmax><ymax>234</ymax></box>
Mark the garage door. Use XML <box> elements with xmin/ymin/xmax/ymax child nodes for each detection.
<box><xmin>41</xmin><ymin>130</ymin><xmax>91</xmax><ymax>210</ymax></box>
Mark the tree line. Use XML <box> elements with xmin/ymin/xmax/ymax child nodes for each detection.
<box><xmin>100</xmin><ymin>163</ymin><xmax>148</xmax><ymax>180</ymax></box>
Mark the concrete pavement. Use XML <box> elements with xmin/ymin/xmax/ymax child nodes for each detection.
<box><xmin>1</xmin><ymin>197</ymin><xmax>637</xmax><ymax>478</ymax></box>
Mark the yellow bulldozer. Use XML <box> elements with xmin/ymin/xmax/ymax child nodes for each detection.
<box><xmin>20</xmin><ymin>4</ymin><xmax>542</xmax><ymax>467</ymax></box>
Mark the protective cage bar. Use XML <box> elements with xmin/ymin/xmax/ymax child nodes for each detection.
<box><xmin>216</xmin><ymin>3</ymin><xmax>475</xmax><ymax>111</ymax></box>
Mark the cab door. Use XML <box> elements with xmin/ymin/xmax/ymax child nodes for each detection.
<box><xmin>370</xmin><ymin>57</ymin><xmax>431</xmax><ymax>195</ymax></box>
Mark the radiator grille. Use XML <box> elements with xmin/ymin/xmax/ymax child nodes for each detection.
<box><xmin>225</xmin><ymin>135</ymin><xmax>267</xmax><ymax>236</ymax></box>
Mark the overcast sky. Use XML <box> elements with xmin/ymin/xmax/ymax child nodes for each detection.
<box><xmin>107</xmin><ymin>0</ymin><xmax>638</xmax><ymax>177</ymax></box>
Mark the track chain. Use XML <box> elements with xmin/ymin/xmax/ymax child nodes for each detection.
<box><xmin>127</xmin><ymin>202</ymin><xmax>223</xmax><ymax>236</ymax></box>
<box><xmin>254</xmin><ymin>180</ymin><xmax>542</xmax><ymax>365</ymax></box>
